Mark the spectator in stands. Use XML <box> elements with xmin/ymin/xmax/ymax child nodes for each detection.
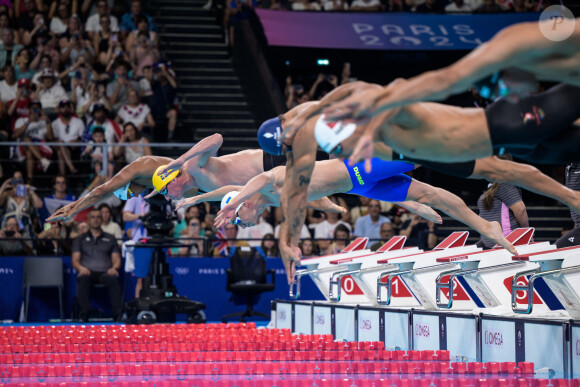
<box><xmin>512</xmin><ymin>0</ymin><xmax>536</xmax><ymax>11</ymax></box>
<box><xmin>474</xmin><ymin>0</ymin><xmax>501</xmax><ymax>12</ymax></box>
<box><xmin>178</xmin><ymin>216</ymin><xmax>204</xmax><ymax>256</ymax></box>
<box><xmin>52</xmin><ymin>99</ymin><xmax>84</xmax><ymax>174</ymax></box>
<box><xmin>285</xmin><ymin>78</ymin><xmax>308</xmax><ymax>110</ymax></box>
<box><xmin>69</xmin><ymin>220</ymin><xmax>88</xmax><ymax>239</ymax></box>
<box><xmin>72</xmin><ymin>207</ymin><xmax>122</xmax><ymax>322</ymax></box>
<box><xmin>13</xmin><ymin>100</ymin><xmax>53</xmax><ymax>178</ymax></box>
<box><xmin>7</xmin><ymin>78</ymin><xmax>32</xmax><ymax>129</ymax></box>
<box><xmin>476</xmin><ymin>181</ymin><xmax>528</xmax><ymax>249</ymax></box>
<box><xmin>107</xmin><ymin>60</ymin><xmax>139</xmax><ymax>113</ymax></box>
<box><xmin>0</xmin><ymin>14</ymin><xmax>12</xmax><ymax>33</ymax></box>
<box><xmin>445</xmin><ymin>0</ymin><xmax>472</xmax><ymax>12</ymax></box>
<box><xmin>415</xmin><ymin>0</ymin><xmax>445</xmax><ymax>12</ymax></box>
<box><xmin>113</xmin><ymin>122</ymin><xmax>151</xmax><ymax>164</ymax></box>
<box><xmin>37</xmin><ymin>68</ymin><xmax>67</xmax><ymax>117</ymax></box>
<box><xmin>350</xmin><ymin>0</ymin><xmax>382</xmax><ymax>11</ymax></box>
<box><xmin>115</xmin><ymin>88</ymin><xmax>154</xmax><ymax>132</ymax></box>
<box><xmin>323</xmin><ymin>0</ymin><xmax>349</xmax><ymax>11</ymax></box>
<box><xmin>85</xmin><ymin>0</ymin><xmax>119</xmax><ymax>40</ymax></box>
<box><xmin>37</xmin><ymin>220</ymin><xmax>71</xmax><ymax>255</ymax></box>
<box><xmin>125</xmin><ymin>15</ymin><xmax>159</xmax><ymax>53</ymax></box>
<box><xmin>275</xmin><ymin>221</ymin><xmax>311</xmax><ymax>241</ymax></box>
<box><xmin>31</xmin><ymin>53</ymin><xmax>54</xmax><ymax>88</ymax></box>
<box><xmin>292</xmin><ymin>0</ymin><xmax>321</xmax><ymax>11</ymax></box>
<box><xmin>81</xmin><ymin>80</ymin><xmax>111</xmax><ymax>119</ymax></box>
<box><xmin>0</xmin><ymin>171</ymin><xmax>43</xmax><ymax>231</ymax></box>
<box><xmin>0</xmin><ymin>28</ymin><xmax>23</xmax><ymax>68</ymax></box>
<box><xmin>370</xmin><ymin>222</ymin><xmax>396</xmax><ymax>251</ymax></box>
<box><xmin>353</xmin><ymin>200</ymin><xmax>390</xmax><ymax>241</ymax></box>
<box><xmin>85</xmin><ymin>103</ymin><xmax>121</xmax><ymax>144</ymax></box>
<box><xmin>299</xmin><ymin>238</ymin><xmax>316</xmax><ymax>257</ymax></box>
<box><xmin>16</xmin><ymin>0</ymin><xmax>38</xmax><ymax>43</ymax></box>
<box><xmin>50</xmin><ymin>1</ymin><xmax>73</xmax><ymax>36</ymax></box>
<box><xmin>0</xmin><ymin>215</ymin><xmax>34</xmax><ymax>255</ymax></box>
<box><xmin>237</xmin><ymin>208</ymin><xmax>274</xmax><ymax>247</ymax></box>
<box><xmin>30</xmin><ymin>31</ymin><xmax>60</xmax><ymax>74</ymax></box>
<box><xmin>93</xmin><ymin>14</ymin><xmax>123</xmax><ymax>69</ymax></box>
<box><xmin>308</xmin><ymin>73</ymin><xmax>337</xmax><ymax>101</ymax></box>
<box><xmin>120</xmin><ymin>0</ymin><xmax>156</xmax><ymax>40</ymax></box>
<box><xmin>400</xmin><ymin>215</ymin><xmax>438</xmax><ymax>250</ymax></box>
<box><xmin>59</xmin><ymin>16</ymin><xmax>94</xmax><ymax>68</ymax></box>
<box><xmin>14</xmin><ymin>48</ymin><xmax>34</xmax><ymax>81</ymax></box>
<box><xmin>148</xmin><ymin>62</ymin><xmax>177</xmax><ymax>141</ymax></box>
<box><xmin>0</xmin><ymin>65</ymin><xmax>17</xmax><ymax>104</ymax></box>
<box><xmin>260</xmin><ymin>233</ymin><xmax>279</xmax><ymax>257</ymax></box>
<box><xmin>214</xmin><ymin>223</ymin><xmax>249</xmax><ymax>257</ymax></box>
<box><xmin>41</xmin><ymin>174</ymin><xmax>77</xmax><ymax>222</ymax></box>
<box><xmin>81</xmin><ymin>126</ymin><xmax>114</xmax><ymax>177</ymax></box>
<box><xmin>330</xmin><ymin>224</ymin><xmax>350</xmax><ymax>254</ymax></box>
<box><xmin>20</xmin><ymin>12</ymin><xmax>47</xmax><ymax>46</ymax></box>
<box><xmin>99</xmin><ymin>203</ymin><xmax>122</xmax><ymax>241</ymax></box>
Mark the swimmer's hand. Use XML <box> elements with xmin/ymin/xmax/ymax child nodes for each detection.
<box><xmin>280</xmin><ymin>243</ymin><xmax>302</xmax><ymax>285</ymax></box>
<box><xmin>175</xmin><ymin>196</ymin><xmax>200</xmax><ymax>211</ymax></box>
<box><xmin>348</xmin><ymin>132</ymin><xmax>374</xmax><ymax>173</ymax></box>
<box><xmin>324</xmin><ymin>87</ymin><xmax>383</xmax><ymax>123</ymax></box>
<box><xmin>214</xmin><ymin>202</ymin><xmax>237</xmax><ymax>229</ymax></box>
<box><xmin>46</xmin><ymin>203</ymin><xmax>75</xmax><ymax>223</ymax></box>
<box><xmin>156</xmin><ymin>161</ymin><xmax>182</xmax><ymax>177</ymax></box>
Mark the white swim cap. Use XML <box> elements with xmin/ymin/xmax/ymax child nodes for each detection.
<box><xmin>220</xmin><ymin>191</ymin><xmax>244</xmax><ymax>225</ymax></box>
<box><xmin>314</xmin><ymin>115</ymin><xmax>357</xmax><ymax>154</ymax></box>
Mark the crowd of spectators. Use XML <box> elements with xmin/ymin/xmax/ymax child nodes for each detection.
<box><xmin>258</xmin><ymin>0</ymin><xmax>546</xmax><ymax>13</ymax></box>
<box><xmin>0</xmin><ymin>0</ymin><xmax>178</xmax><ymax>185</ymax></box>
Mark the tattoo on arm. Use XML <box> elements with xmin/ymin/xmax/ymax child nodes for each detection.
<box><xmin>299</xmin><ymin>175</ymin><xmax>310</xmax><ymax>186</ymax></box>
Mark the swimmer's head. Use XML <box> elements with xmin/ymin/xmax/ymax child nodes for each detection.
<box><xmin>257</xmin><ymin>116</ymin><xmax>284</xmax><ymax>156</ymax></box>
<box><xmin>236</xmin><ymin>203</ymin><xmax>260</xmax><ymax>229</ymax></box>
<box><xmin>314</xmin><ymin>115</ymin><xmax>357</xmax><ymax>156</ymax></box>
<box><xmin>474</xmin><ymin>69</ymin><xmax>538</xmax><ymax>101</ymax></box>
<box><xmin>152</xmin><ymin>165</ymin><xmax>181</xmax><ymax>198</ymax></box>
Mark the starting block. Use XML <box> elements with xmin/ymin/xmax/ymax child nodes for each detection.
<box><xmin>433</xmin><ymin>228</ymin><xmax>556</xmax><ymax>312</ymax></box>
<box><xmin>289</xmin><ymin>237</ymin><xmax>370</xmax><ymax>299</ymax></box>
<box><xmin>510</xmin><ymin>245</ymin><xmax>580</xmax><ymax>318</ymax></box>
<box><xmin>377</xmin><ymin>231</ymin><xmax>482</xmax><ymax>310</ymax></box>
<box><xmin>327</xmin><ymin>236</ymin><xmax>422</xmax><ymax>304</ymax></box>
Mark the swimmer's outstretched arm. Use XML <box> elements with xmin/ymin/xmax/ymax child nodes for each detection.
<box><xmin>47</xmin><ymin>156</ymin><xmax>170</xmax><ymax>222</ymax></box>
<box><xmin>215</xmin><ymin>170</ymin><xmax>279</xmax><ymax>227</ymax></box>
<box><xmin>472</xmin><ymin>157</ymin><xmax>580</xmax><ymax>216</ymax></box>
<box><xmin>176</xmin><ymin>185</ymin><xmax>244</xmax><ymax>211</ymax></box>
<box><xmin>157</xmin><ymin>133</ymin><xmax>224</xmax><ymax>176</ymax></box>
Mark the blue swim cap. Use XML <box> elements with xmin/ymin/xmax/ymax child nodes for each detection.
<box><xmin>257</xmin><ymin>117</ymin><xmax>283</xmax><ymax>156</ymax></box>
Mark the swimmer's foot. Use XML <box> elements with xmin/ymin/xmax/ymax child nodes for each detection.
<box><xmin>489</xmin><ymin>221</ymin><xmax>517</xmax><ymax>255</ymax></box>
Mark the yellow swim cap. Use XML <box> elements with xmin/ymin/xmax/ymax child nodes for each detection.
<box><xmin>152</xmin><ymin>165</ymin><xmax>180</xmax><ymax>193</ymax></box>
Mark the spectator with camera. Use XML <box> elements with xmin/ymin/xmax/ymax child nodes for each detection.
<box><xmin>79</xmin><ymin>80</ymin><xmax>111</xmax><ymax>120</ymax></box>
<box><xmin>93</xmin><ymin>14</ymin><xmax>123</xmax><ymax>70</ymax></box>
<box><xmin>37</xmin><ymin>220</ymin><xmax>71</xmax><ymax>255</ymax></box>
<box><xmin>0</xmin><ymin>215</ymin><xmax>34</xmax><ymax>255</ymax></box>
<box><xmin>113</xmin><ymin>122</ymin><xmax>151</xmax><ymax>165</ymax></box>
<box><xmin>147</xmin><ymin>62</ymin><xmax>177</xmax><ymax>141</ymax></box>
<box><xmin>59</xmin><ymin>16</ymin><xmax>94</xmax><ymax>68</ymax></box>
<box><xmin>13</xmin><ymin>100</ymin><xmax>54</xmax><ymax>179</ymax></box>
<box><xmin>0</xmin><ymin>171</ymin><xmax>42</xmax><ymax>243</ymax></box>
<box><xmin>72</xmin><ymin>207</ymin><xmax>122</xmax><ymax>322</ymax></box>
<box><xmin>107</xmin><ymin>60</ymin><xmax>139</xmax><ymax>113</ymax></box>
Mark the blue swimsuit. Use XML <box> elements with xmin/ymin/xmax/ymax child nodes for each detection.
<box><xmin>345</xmin><ymin>158</ymin><xmax>414</xmax><ymax>202</ymax></box>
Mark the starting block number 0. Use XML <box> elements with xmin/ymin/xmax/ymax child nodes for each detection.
<box><xmin>343</xmin><ymin>277</ymin><xmax>356</xmax><ymax>293</ymax></box>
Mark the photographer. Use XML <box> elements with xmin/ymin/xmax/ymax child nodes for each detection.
<box><xmin>0</xmin><ymin>216</ymin><xmax>34</xmax><ymax>256</ymax></box>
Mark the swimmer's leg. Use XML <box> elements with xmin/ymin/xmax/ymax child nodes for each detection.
<box><xmin>471</xmin><ymin>156</ymin><xmax>580</xmax><ymax>216</ymax></box>
<box><xmin>405</xmin><ymin>179</ymin><xmax>517</xmax><ymax>255</ymax></box>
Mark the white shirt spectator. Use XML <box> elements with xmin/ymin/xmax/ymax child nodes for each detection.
<box><xmin>50</xmin><ymin>18</ymin><xmax>68</xmax><ymax>35</ymax></box>
<box><xmin>323</xmin><ymin>0</ymin><xmax>349</xmax><ymax>10</ymax></box>
<box><xmin>292</xmin><ymin>0</ymin><xmax>322</xmax><ymax>10</ymax></box>
<box><xmin>14</xmin><ymin>117</ymin><xmax>48</xmax><ymax>140</ymax></box>
<box><xmin>38</xmin><ymin>84</ymin><xmax>68</xmax><ymax>110</ymax></box>
<box><xmin>313</xmin><ymin>220</ymin><xmax>351</xmax><ymax>240</ymax></box>
<box><xmin>237</xmin><ymin>218</ymin><xmax>274</xmax><ymax>247</ymax></box>
<box><xmin>275</xmin><ymin>224</ymin><xmax>311</xmax><ymax>240</ymax></box>
<box><xmin>86</xmin><ymin>13</ymin><xmax>119</xmax><ymax>33</ymax></box>
<box><xmin>0</xmin><ymin>79</ymin><xmax>16</xmax><ymax>104</ymax></box>
<box><xmin>52</xmin><ymin>116</ymin><xmax>85</xmax><ymax>142</ymax></box>
<box><xmin>445</xmin><ymin>0</ymin><xmax>472</xmax><ymax>11</ymax></box>
<box><xmin>102</xmin><ymin>220</ymin><xmax>123</xmax><ymax>240</ymax></box>
<box><xmin>117</xmin><ymin>103</ymin><xmax>151</xmax><ymax>127</ymax></box>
